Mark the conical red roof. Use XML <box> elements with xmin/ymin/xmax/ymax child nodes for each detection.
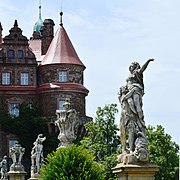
<box><xmin>40</xmin><ymin>26</ymin><xmax>85</xmax><ymax>67</ymax></box>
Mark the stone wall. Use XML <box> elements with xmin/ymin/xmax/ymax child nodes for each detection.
<box><xmin>38</xmin><ymin>91</ymin><xmax>86</xmax><ymax>116</ymax></box>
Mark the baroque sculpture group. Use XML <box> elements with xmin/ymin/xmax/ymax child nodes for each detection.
<box><xmin>0</xmin><ymin>101</ymin><xmax>80</xmax><ymax>179</ymax></box>
<box><xmin>117</xmin><ymin>59</ymin><xmax>154</xmax><ymax>164</ymax></box>
<box><xmin>0</xmin><ymin>59</ymin><xmax>154</xmax><ymax>179</ymax></box>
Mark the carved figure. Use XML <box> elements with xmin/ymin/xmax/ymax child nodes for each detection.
<box><xmin>0</xmin><ymin>156</ymin><xmax>7</xmax><ymax>180</ymax></box>
<box><xmin>9</xmin><ymin>143</ymin><xmax>25</xmax><ymax>165</ymax></box>
<box><xmin>118</xmin><ymin>59</ymin><xmax>153</xmax><ymax>164</ymax></box>
<box><xmin>31</xmin><ymin>134</ymin><xmax>46</xmax><ymax>177</ymax></box>
<box><xmin>119</xmin><ymin>85</ymin><xmax>136</xmax><ymax>153</ymax></box>
<box><xmin>55</xmin><ymin>101</ymin><xmax>80</xmax><ymax>148</ymax></box>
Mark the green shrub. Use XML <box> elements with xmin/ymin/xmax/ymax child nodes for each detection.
<box><xmin>40</xmin><ymin>145</ymin><xmax>105</xmax><ymax>180</ymax></box>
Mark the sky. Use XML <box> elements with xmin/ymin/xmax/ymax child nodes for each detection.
<box><xmin>0</xmin><ymin>0</ymin><xmax>179</xmax><ymax>143</ymax></box>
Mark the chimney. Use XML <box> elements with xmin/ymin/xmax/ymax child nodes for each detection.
<box><xmin>41</xmin><ymin>19</ymin><xmax>55</xmax><ymax>55</ymax></box>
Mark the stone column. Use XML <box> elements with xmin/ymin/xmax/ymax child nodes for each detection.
<box><xmin>112</xmin><ymin>163</ymin><xmax>159</xmax><ymax>180</ymax></box>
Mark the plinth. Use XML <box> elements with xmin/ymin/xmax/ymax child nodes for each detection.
<box><xmin>112</xmin><ymin>163</ymin><xmax>159</xmax><ymax>180</ymax></box>
<box><xmin>8</xmin><ymin>170</ymin><xmax>27</xmax><ymax>180</ymax></box>
<box><xmin>8</xmin><ymin>164</ymin><xmax>27</xmax><ymax>180</ymax></box>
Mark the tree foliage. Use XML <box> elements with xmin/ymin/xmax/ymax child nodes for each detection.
<box><xmin>80</xmin><ymin>104</ymin><xmax>121</xmax><ymax>180</ymax></box>
<box><xmin>146</xmin><ymin>125</ymin><xmax>179</xmax><ymax>180</ymax></box>
<box><xmin>0</xmin><ymin>103</ymin><xmax>58</xmax><ymax>157</ymax></box>
<box><xmin>40</xmin><ymin>145</ymin><xmax>104</xmax><ymax>180</ymax></box>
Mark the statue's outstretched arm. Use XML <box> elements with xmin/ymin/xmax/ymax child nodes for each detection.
<box><xmin>139</xmin><ymin>59</ymin><xmax>154</xmax><ymax>74</ymax></box>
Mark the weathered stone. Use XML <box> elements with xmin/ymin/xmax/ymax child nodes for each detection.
<box><xmin>8</xmin><ymin>143</ymin><xmax>27</xmax><ymax>180</ymax></box>
<box><xmin>112</xmin><ymin>163</ymin><xmax>159</xmax><ymax>180</ymax></box>
<box><xmin>118</xmin><ymin>59</ymin><xmax>154</xmax><ymax>164</ymax></box>
<box><xmin>30</xmin><ymin>134</ymin><xmax>46</xmax><ymax>179</ymax></box>
<box><xmin>55</xmin><ymin>101</ymin><xmax>80</xmax><ymax>148</ymax></box>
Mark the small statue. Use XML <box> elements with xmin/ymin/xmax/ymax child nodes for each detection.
<box><xmin>9</xmin><ymin>143</ymin><xmax>25</xmax><ymax>171</ymax></box>
<box><xmin>0</xmin><ymin>156</ymin><xmax>8</xmax><ymax>180</ymax></box>
<box><xmin>118</xmin><ymin>59</ymin><xmax>154</xmax><ymax>164</ymax></box>
<box><xmin>31</xmin><ymin>134</ymin><xmax>46</xmax><ymax>178</ymax></box>
<box><xmin>55</xmin><ymin>101</ymin><xmax>80</xmax><ymax>148</ymax></box>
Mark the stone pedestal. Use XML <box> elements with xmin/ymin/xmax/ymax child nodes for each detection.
<box><xmin>8</xmin><ymin>170</ymin><xmax>27</xmax><ymax>180</ymax></box>
<box><xmin>29</xmin><ymin>178</ymin><xmax>38</xmax><ymax>180</ymax></box>
<box><xmin>112</xmin><ymin>163</ymin><xmax>159</xmax><ymax>180</ymax></box>
<box><xmin>28</xmin><ymin>173</ymin><xmax>40</xmax><ymax>180</ymax></box>
<box><xmin>8</xmin><ymin>163</ymin><xmax>27</xmax><ymax>180</ymax></box>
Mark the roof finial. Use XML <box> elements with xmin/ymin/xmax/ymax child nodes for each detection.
<box><xmin>60</xmin><ymin>11</ymin><xmax>63</xmax><ymax>26</ymax></box>
<box><xmin>39</xmin><ymin>0</ymin><xmax>42</xmax><ymax>19</ymax></box>
<box><xmin>59</xmin><ymin>0</ymin><xmax>63</xmax><ymax>26</ymax></box>
<box><xmin>14</xmin><ymin>20</ymin><xmax>18</xmax><ymax>27</ymax></box>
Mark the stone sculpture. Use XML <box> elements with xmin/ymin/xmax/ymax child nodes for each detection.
<box><xmin>9</xmin><ymin>143</ymin><xmax>25</xmax><ymax>171</ymax></box>
<box><xmin>30</xmin><ymin>134</ymin><xmax>46</xmax><ymax>178</ymax></box>
<box><xmin>117</xmin><ymin>59</ymin><xmax>154</xmax><ymax>164</ymax></box>
<box><xmin>55</xmin><ymin>101</ymin><xmax>80</xmax><ymax>148</ymax></box>
<box><xmin>0</xmin><ymin>156</ymin><xmax>8</xmax><ymax>180</ymax></box>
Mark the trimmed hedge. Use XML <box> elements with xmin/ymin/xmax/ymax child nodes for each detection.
<box><xmin>40</xmin><ymin>145</ymin><xmax>104</xmax><ymax>180</ymax></box>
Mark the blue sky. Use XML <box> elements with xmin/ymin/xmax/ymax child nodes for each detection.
<box><xmin>0</xmin><ymin>0</ymin><xmax>179</xmax><ymax>143</ymax></box>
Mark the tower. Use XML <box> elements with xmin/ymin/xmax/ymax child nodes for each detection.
<box><xmin>32</xmin><ymin>0</ymin><xmax>44</xmax><ymax>39</ymax></box>
<box><xmin>38</xmin><ymin>12</ymin><xmax>89</xmax><ymax>122</ymax></box>
<box><xmin>0</xmin><ymin>9</ymin><xmax>91</xmax><ymax>157</ymax></box>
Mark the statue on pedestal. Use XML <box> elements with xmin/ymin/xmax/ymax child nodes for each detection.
<box><xmin>0</xmin><ymin>156</ymin><xmax>8</xmax><ymax>180</ymax></box>
<box><xmin>55</xmin><ymin>101</ymin><xmax>80</xmax><ymax>148</ymax></box>
<box><xmin>117</xmin><ymin>59</ymin><xmax>154</xmax><ymax>165</ymax></box>
<box><xmin>30</xmin><ymin>134</ymin><xmax>46</xmax><ymax>178</ymax></box>
<box><xmin>9</xmin><ymin>143</ymin><xmax>25</xmax><ymax>171</ymax></box>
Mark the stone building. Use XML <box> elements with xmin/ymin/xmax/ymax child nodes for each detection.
<box><xmin>0</xmin><ymin>6</ymin><xmax>90</xmax><ymax>157</ymax></box>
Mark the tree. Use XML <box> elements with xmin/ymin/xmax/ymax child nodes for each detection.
<box><xmin>146</xmin><ymin>125</ymin><xmax>179</xmax><ymax>180</ymax></box>
<box><xmin>40</xmin><ymin>145</ymin><xmax>104</xmax><ymax>180</ymax></box>
<box><xmin>80</xmin><ymin>104</ymin><xmax>121</xmax><ymax>180</ymax></box>
<box><xmin>0</xmin><ymin>103</ymin><xmax>58</xmax><ymax>157</ymax></box>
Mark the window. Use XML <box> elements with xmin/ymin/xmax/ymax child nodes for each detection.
<box><xmin>59</xmin><ymin>71</ymin><xmax>67</xmax><ymax>82</ymax></box>
<box><xmin>9</xmin><ymin>103</ymin><xmax>19</xmax><ymax>117</ymax></box>
<box><xmin>9</xmin><ymin>140</ymin><xmax>19</xmax><ymax>149</ymax></box>
<box><xmin>8</xmin><ymin>50</ymin><xmax>15</xmax><ymax>59</ymax></box>
<box><xmin>59</xmin><ymin>100</ymin><xmax>65</xmax><ymax>110</ymax></box>
<box><xmin>21</xmin><ymin>73</ymin><xmax>29</xmax><ymax>85</ymax></box>
<box><xmin>2</xmin><ymin>73</ymin><xmax>10</xmax><ymax>85</ymax></box>
<box><xmin>8</xmin><ymin>139</ymin><xmax>19</xmax><ymax>156</ymax></box>
<box><xmin>18</xmin><ymin>50</ymin><xmax>23</xmax><ymax>59</ymax></box>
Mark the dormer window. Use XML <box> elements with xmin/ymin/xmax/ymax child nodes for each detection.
<box><xmin>18</xmin><ymin>50</ymin><xmax>23</xmax><ymax>59</ymax></box>
<box><xmin>8</xmin><ymin>50</ymin><xmax>15</xmax><ymax>59</ymax></box>
<box><xmin>59</xmin><ymin>71</ymin><xmax>67</xmax><ymax>82</ymax></box>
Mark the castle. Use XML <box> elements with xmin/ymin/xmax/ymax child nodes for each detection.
<box><xmin>0</xmin><ymin>4</ymin><xmax>90</xmax><ymax>157</ymax></box>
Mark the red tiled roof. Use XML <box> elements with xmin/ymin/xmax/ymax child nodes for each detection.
<box><xmin>40</xmin><ymin>26</ymin><xmax>85</xmax><ymax>67</ymax></box>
